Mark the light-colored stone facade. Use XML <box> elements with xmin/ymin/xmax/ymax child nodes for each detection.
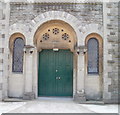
<box><xmin>0</xmin><ymin>0</ymin><xmax>119</xmax><ymax>103</ymax></box>
<box><xmin>0</xmin><ymin>1</ymin><xmax>9</xmax><ymax>101</ymax></box>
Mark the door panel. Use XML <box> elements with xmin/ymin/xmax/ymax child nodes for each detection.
<box><xmin>38</xmin><ymin>50</ymin><xmax>73</xmax><ymax>97</ymax></box>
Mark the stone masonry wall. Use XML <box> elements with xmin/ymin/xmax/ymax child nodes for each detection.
<box><xmin>9</xmin><ymin>3</ymin><xmax>103</xmax><ymax>27</ymax></box>
<box><xmin>0</xmin><ymin>1</ymin><xmax>119</xmax><ymax>103</ymax></box>
<box><xmin>106</xmin><ymin>2</ymin><xmax>119</xmax><ymax>103</ymax></box>
<box><xmin>118</xmin><ymin>2</ymin><xmax>120</xmax><ymax>104</ymax></box>
<box><xmin>0</xmin><ymin>1</ymin><xmax>6</xmax><ymax>101</ymax></box>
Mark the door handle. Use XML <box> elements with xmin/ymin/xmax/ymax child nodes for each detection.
<box><xmin>56</xmin><ymin>77</ymin><xmax>61</xmax><ymax>80</ymax></box>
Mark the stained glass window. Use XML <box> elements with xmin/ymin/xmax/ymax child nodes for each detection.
<box><xmin>87</xmin><ymin>38</ymin><xmax>99</xmax><ymax>74</ymax></box>
<box><xmin>12</xmin><ymin>38</ymin><xmax>24</xmax><ymax>73</ymax></box>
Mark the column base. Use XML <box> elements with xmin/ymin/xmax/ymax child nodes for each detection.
<box><xmin>74</xmin><ymin>93</ymin><xmax>86</xmax><ymax>103</ymax></box>
<box><xmin>23</xmin><ymin>92</ymin><xmax>35</xmax><ymax>100</ymax></box>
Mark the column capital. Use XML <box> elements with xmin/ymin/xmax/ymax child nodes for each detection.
<box><xmin>23</xmin><ymin>45</ymin><xmax>35</xmax><ymax>54</ymax></box>
<box><xmin>75</xmin><ymin>45</ymin><xmax>87</xmax><ymax>55</ymax></box>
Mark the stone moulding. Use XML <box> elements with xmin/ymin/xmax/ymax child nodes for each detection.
<box><xmin>5</xmin><ymin>0</ymin><xmax>104</xmax><ymax>3</ymax></box>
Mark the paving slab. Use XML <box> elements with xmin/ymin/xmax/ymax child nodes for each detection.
<box><xmin>0</xmin><ymin>98</ymin><xmax>119</xmax><ymax>114</ymax></box>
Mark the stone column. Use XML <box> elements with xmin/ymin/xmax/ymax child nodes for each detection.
<box><xmin>77</xmin><ymin>52</ymin><xmax>85</xmax><ymax>91</ymax></box>
<box><xmin>74</xmin><ymin>46</ymin><xmax>87</xmax><ymax>103</ymax></box>
<box><xmin>23</xmin><ymin>46</ymin><xmax>35</xmax><ymax>100</ymax></box>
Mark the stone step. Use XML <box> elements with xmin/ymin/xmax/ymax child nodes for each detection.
<box><xmin>85</xmin><ymin>101</ymin><xmax>104</xmax><ymax>105</ymax></box>
<box><xmin>3</xmin><ymin>98</ymin><xmax>104</xmax><ymax>105</ymax></box>
<box><xmin>3</xmin><ymin>98</ymin><xmax>26</xmax><ymax>102</ymax></box>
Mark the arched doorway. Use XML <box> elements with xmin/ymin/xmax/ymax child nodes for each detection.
<box><xmin>34</xmin><ymin>20</ymin><xmax>77</xmax><ymax>97</ymax></box>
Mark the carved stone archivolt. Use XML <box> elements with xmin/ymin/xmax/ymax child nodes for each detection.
<box><xmin>34</xmin><ymin>20</ymin><xmax>77</xmax><ymax>52</ymax></box>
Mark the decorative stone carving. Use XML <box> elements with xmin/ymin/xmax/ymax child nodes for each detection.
<box><xmin>62</xmin><ymin>33</ymin><xmax>69</xmax><ymax>40</ymax></box>
<box><xmin>24</xmin><ymin>45</ymin><xmax>35</xmax><ymax>54</ymax></box>
<box><xmin>34</xmin><ymin>20</ymin><xmax>77</xmax><ymax>52</ymax></box>
<box><xmin>75</xmin><ymin>45</ymin><xmax>87</xmax><ymax>55</ymax></box>
<box><xmin>42</xmin><ymin>33</ymin><xmax>49</xmax><ymax>40</ymax></box>
<box><xmin>52</xmin><ymin>28</ymin><xmax>59</xmax><ymax>35</ymax></box>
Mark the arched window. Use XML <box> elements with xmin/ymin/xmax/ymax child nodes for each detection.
<box><xmin>12</xmin><ymin>38</ymin><xmax>24</xmax><ymax>73</ymax></box>
<box><xmin>87</xmin><ymin>38</ymin><xmax>99</xmax><ymax>74</ymax></box>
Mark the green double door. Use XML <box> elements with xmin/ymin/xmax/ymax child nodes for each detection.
<box><xmin>38</xmin><ymin>50</ymin><xmax>73</xmax><ymax>97</ymax></box>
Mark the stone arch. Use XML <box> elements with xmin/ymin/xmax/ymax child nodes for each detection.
<box><xmin>29</xmin><ymin>11</ymin><xmax>82</xmax><ymax>46</ymax></box>
<box><xmin>85</xmin><ymin>33</ymin><xmax>103</xmax><ymax>75</ymax></box>
<box><xmin>9</xmin><ymin>32</ymin><xmax>25</xmax><ymax>52</ymax></box>
<box><xmin>34</xmin><ymin>20</ymin><xmax>77</xmax><ymax>52</ymax></box>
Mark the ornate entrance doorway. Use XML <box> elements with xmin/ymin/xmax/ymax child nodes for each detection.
<box><xmin>34</xmin><ymin>20</ymin><xmax>77</xmax><ymax>98</ymax></box>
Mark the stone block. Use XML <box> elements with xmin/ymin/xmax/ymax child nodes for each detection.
<box><xmin>110</xmin><ymin>32</ymin><xmax>116</xmax><ymax>35</ymax></box>
<box><xmin>104</xmin><ymin>97</ymin><xmax>119</xmax><ymax>104</ymax></box>
<box><xmin>2</xmin><ymin>34</ymin><xmax>5</xmax><ymax>38</ymax></box>
<box><xmin>74</xmin><ymin>93</ymin><xmax>86</xmax><ymax>104</ymax></box>
<box><xmin>0</xmin><ymin>59</ymin><xmax>3</xmax><ymax>63</ymax></box>
<box><xmin>0</xmin><ymin>10</ymin><xmax>3</xmax><ymax>20</ymax></box>
<box><xmin>108</xmin><ymin>72</ymin><xmax>118</xmax><ymax>78</ymax></box>
<box><xmin>0</xmin><ymin>90</ymin><xmax>2</xmax><ymax>101</ymax></box>
<box><xmin>107</xmin><ymin>37</ymin><xmax>118</xmax><ymax>42</ymax></box>
<box><xmin>0</xmin><ymin>83</ymin><xmax>2</xmax><ymax>90</ymax></box>
<box><xmin>107</xmin><ymin>60</ymin><xmax>115</xmax><ymax>64</ymax></box>
<box><xmin>23</xmin><ymin>92</ymin><xmax>35</xmax><ymax>100</ymax></box>
<box><xmin>0</xmin><ymin>48</ymin><xmax>4</xmax><ymax>53</ymax></box>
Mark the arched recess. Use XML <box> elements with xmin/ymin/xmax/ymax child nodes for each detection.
<box><xmin>85</xmin><ymin>33</ymin><xmax>103</xmax><ymax>100</ymax></box>
<box><xmin>8</xmin><ymin>33</ymin><xmax>25</xmax><ymax>98</ymax></box>
<box><xmin>30</xmin><ymin>11</ymin><xmax>82</xmax><ymax>46</ymax></box>
<box><xmin>34</xmin><ymin>20</ymin><xmax>77</xmax><ymax>52</ymax></box>
<box><xmin>9</xmin><ymin>33</ymin><xmax>25</xmax><ymax>52</ymax></box>
<box><xmin>33</xmin><ymin>20</ymin><xmax>78</xmax><ymax>97</ymax></box>
<box><xmin>85</xmin><ymin>33</ymin><xmax>103</xmax><ymax>75</ymax></box>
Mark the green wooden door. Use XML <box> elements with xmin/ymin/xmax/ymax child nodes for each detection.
<box><xmin>38</xmin><ymin>50</ymin><xmax>73</xmax><ymax>97</ymax></box>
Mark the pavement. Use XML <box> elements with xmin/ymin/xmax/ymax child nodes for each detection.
<box><xmin>0</xmin><ymin>98</ymin><xmax>119</xmax><ymax>114</ymax></box>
